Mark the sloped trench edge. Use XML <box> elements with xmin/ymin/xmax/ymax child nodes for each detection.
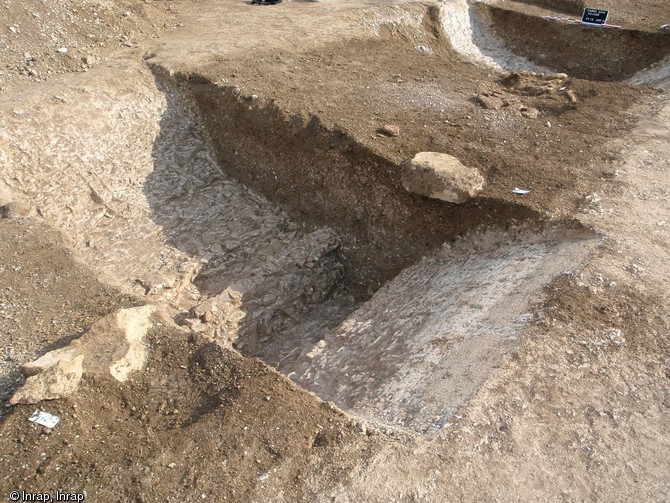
<box><xmin>146</xmin><ymin>63</ymin><xmax>601</xmax><ymax>435</ymax></box>
<box><xmin>149</xmin><ymin>64</ymin><xmax>549</xmax><ymax>296</ymax></box>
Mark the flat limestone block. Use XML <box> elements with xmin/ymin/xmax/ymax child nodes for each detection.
<box><xmin>401</xmin><ymin>152</ymin><xmax>485</xmax><ymax>204</ymax></box>
<box><xmin>21</xmin><ymin>345</ymin><xmax>82</xmax><ymax>377</ymax></box>
<box><xmin>13</xmin><ymin>305</ymin><xmax>157</xmax><ymax>404</ymax></box>
<box><xmin>10</xmin><ymin>356</ymin><xmax>84</xmax><ymax>405</ymax></box>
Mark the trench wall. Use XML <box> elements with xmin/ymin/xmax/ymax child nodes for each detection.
<box><xmin>157</xmin><ymin>69</ymin><xmax>540</xmax><ymax>293</ymax></box>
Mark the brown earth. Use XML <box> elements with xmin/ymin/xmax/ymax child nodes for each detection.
<box><xmin>1</xmin><ymin>0</ymin><xmax>670</xmax><ymax>501</ymax></box>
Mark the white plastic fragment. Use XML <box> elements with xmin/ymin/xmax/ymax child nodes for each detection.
<box><xmin>28</xmin><ymin>410</ymin><xmax>61</xmax><ymax>428</ymax></box>
<box><xmin>512</xmin><ymin>188</ymin><xmax>531</xmax><ymax>195</ymax></box>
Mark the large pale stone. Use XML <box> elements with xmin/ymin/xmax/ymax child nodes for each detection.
<box><xmin>10</xmin><ymin>356</ymin><xmax>84</xmax><ymax>405</ymax></box>
<box><xmin>12</xmin><ymin>305</ymin><xmax>156</xmax><ymax>404</ymax></box>
<box><xmin>109</xmin><ymin>305</ymin><xmax>156</xmax><ymax>382</ymax></box>
<box><xmin>401</xmin><ymin>152</ymin><xmax>485</xmax><ymax>204</ymax></box>
<box><xmin>21</xmin><ymin>344</ymin><xmax>82</xmax><ymax>377</ymax></box>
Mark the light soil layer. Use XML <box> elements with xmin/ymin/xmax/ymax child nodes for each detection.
<box><xmin>0</xmin><ymin>61</ymin><xmax>346</xmax><ymax>347</ymax></box>
<box><xmin>286</xmin><ymin>227</ymin><xmax>597</xmax><ymax>436</ymax></box>
<box><xmin>0</xmin><ymin>0</ymin><xmax>669</xmax><ymax>501</ymax></box>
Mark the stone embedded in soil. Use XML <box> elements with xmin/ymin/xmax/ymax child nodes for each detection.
<box><xmin>380</xmin><ymin>124</ymin><xmax>400</xmax><ymax>137</ymax></box>
<box><xmin>565</xmin><ymin>89</ymin><xmax>578</xmax><ymax>103</ymax></box>
<box><xmin>401</xmin><ymin>152</ymin><xmax>485</xmax><ymax>204</ymax></box>
<box><xmin>519</xmin><ymin>106</ymin><xmax>540</xmax><ymax>119</ymax></box>
<box><xmin>502</xmin><ymin>72</ymin><xmax>569</xmax><ymax>96</ymax></box>
<box><xmin>477</xmin><ymin>94</ymin><xmax>504</xmax><ymax>110</ymax></box>
<box><xmin>10</xmin><ymin>355</ymin><xmax>84</xmax><ymax>404</ymax></box>
<box><xmin>16</xmin><ymin>305</ymin><xmax>157</xmax><ymax>401</ymax></box>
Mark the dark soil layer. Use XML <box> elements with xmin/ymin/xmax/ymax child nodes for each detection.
<box><xmin>0</xmin><ymin>328</ymin><xmax>371</xmax><ymax>502</ymax></box>
<box><xmin>165</xmin><ymin>70</ymin><xmax>539</xmax><ymax>294</ymax></box>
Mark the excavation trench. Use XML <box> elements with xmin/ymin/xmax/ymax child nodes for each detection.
<box><xmin>4</xmin><ymin>1</ymin><xmax>640</xmax><ymax>435</ymax></box>
<box><xmin>146</xmin><ymin>68</ymin><xmax>598</xmax><ymax>436</ymax></box>
<box><xmin>144</xmin><ymin>0</ymin><xmax>666</xmax><ymax>432</ymax></box>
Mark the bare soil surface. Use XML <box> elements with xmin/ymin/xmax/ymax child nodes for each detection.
<box><xmin>1</xmin><ymin>0</ymin><xmax>669</xmax><ymax>501</ymax></box>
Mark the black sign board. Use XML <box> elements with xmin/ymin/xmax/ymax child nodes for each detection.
<box><xmin>581</xmin><ymin>8</ymin><xmax>609</xmax><ymax>25</ymax></box>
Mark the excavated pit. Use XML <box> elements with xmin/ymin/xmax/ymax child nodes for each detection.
<box><xmin>144</xmin><ymin>68</ymin><xmax>599</xmax><ymax>436</ymax></box>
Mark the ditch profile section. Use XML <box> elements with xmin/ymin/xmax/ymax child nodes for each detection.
<box><xmin>175</xmin><ymin>72</ymin><xmax>539</xmax><ymax>294</ymax></box>
<box><xmin>148</xmin><ymin>67</ymin><xmax>597</xmax><ymax>435</ymax></box>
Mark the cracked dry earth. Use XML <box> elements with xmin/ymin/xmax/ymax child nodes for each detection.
<box><xmin>1</xmin><ymin>0</ymin><xmax>670</xmax><ymax>501</ymax></box>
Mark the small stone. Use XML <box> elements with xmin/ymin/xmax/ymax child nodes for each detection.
<box><xmin>8</xmin><ymin>26</ymin><xmax>17</xmax><ymax>34</ymax></box>
<box><xmin>57</xmin><ymin>47</ymin><xmax>68</xmax><ymax>54</ymax></box>
<box><xmin>565</xmin><ymin>89</ymin><xmax>578</xmax><ymax>103</ymax></box>
<box><xmin>380</xmin><ymin>125</ymin><xmax>400</xmax><ymax>137</ymax></box>
<box><xmin>545</xmin><ymin>121</ymin><xmax>552</xmax><ymax>128</ymax></box>
<box><xmin>178</xmin><ymin>317</ymin><xmax>198</xmax><ymax>328</ymax></box>
<box><xmin>23</xmin><ymin>52</ymin><xmax>33</xmax><ymax>62</ymax></box>
<box><xmin>519</xmin><ymin>106</ymin><xmax>539</xmax><ymax>119</ymax></box>
<box><xmin>123</xmin><ymin>11</ymin><xmax>131</xmax><ymax>17</ymax></box>
<box><xmin>201</xmin><ymin>232</ymin><xmax>219</xmax><ymax>245</ymax></box>
<box><xmin>168</xmin><ymin>463</ymin><xmax>176</xmax><ymax>468</ymax></box>
<box><xmin>476</xmin><ymin>94</ymin><xmax>503</xmax><ymax>110</ymax></box>
<box><xmin>605</xmin><ymin>328</ymin><xmax>625</xmax><ymax>345</ymax></box>
<box><xmin>201</xmin><ymin>311</ymin><xmax>214</xmax><ymax>323</ymax></box>
<box><xmin>401</xmin><ymin>152</ymin><xmax>485</xmax><ymax>204</ymax></box>
<box><xmin>626</xmin><ymin>263</ymin><xmax>645</xmax><ymax>275</ymax></box>
<box><xmin>82</xmin><ymin>56</ymin><xmax>95</xmax><ymax>65</ymax></box>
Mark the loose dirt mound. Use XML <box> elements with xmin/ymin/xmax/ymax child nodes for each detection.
<box><xmin>0</xmin><ymin>0</ymin><xmax>176</xmax><ymax>94</ymax></box>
